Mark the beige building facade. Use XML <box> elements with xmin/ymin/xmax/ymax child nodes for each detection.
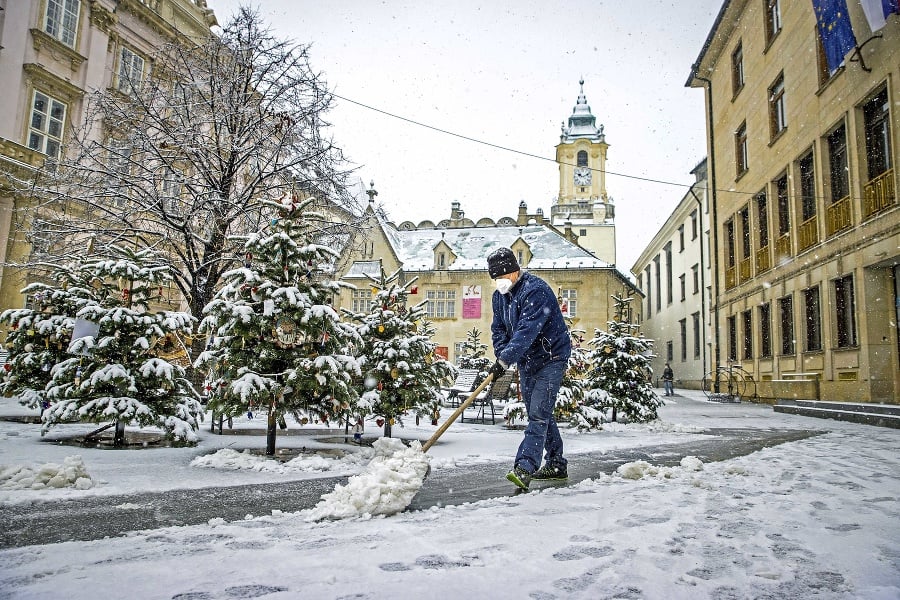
<box><xmin>336</xmin><ymin>198</ymin><xmax>640</xmax><ymax>364</ymax></box>
<box><xmin>0</xmin><ymin>0</ymin><xmax>217</xmax><ymax>313</ymax></box>
<box><xmin>688</xmin><ymin>0</ymin><xmax>900</xmax><ymax>403</ymax></box>
<box><xmin>632</xmin><ymin>160</ymin><xmax>712</xmax><ymax>388</ymax></box>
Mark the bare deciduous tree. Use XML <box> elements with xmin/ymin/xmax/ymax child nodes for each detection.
<box><xmin>10</xmin><ymin>7</ymin><xmax>365</xmax><ymax>362</ymax></box>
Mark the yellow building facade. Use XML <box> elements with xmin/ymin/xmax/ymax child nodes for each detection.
<box><xmin>688</xmin><ymin>0</ymin><xmax>900</xmax><ymax>402</ymax></box>
<box><xmin>0</xmin><ymin>0</ymin><xmax>217</xmax><ymax>314</ymax></box>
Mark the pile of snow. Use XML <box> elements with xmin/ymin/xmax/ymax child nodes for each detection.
<box><xmin>1</xmin><ymin>455</ymin><xmax>94</xmax><ymax>490</ymax></box>
<box><xmin>190</xmin><ymin>447</ymin><xmax>371</xmax><ymax>474</ymax></box>
<box><xmin>305</xmin><ymin>437</ymin><xmax>430</xmax><ymax>521</ymax></box>
<box><xmin>616</xmin><ymin>455</ymin><xmax>705</xmax><ymax>481</ymax></box>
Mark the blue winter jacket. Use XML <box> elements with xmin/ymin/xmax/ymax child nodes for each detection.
<box><xmin>491</xmin><ymin>271</ymin><xmax>572</xmax><ymax>376</ymax></box>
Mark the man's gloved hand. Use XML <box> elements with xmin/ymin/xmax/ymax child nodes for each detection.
<box><xmin>489</xmin><ymin>360</ymin><xmax>508</xmax><ymax>379</ymax></box>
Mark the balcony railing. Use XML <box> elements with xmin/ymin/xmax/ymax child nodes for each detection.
<box><xmin>756</xmin><ymin>245</ymin><xmax>771</xmax><ymax>273</ymax></box>
<box><xmin>774</xmin><ymin>234</ymin><xmax>791</xmax><ymax>263</ymax></box>
<box><xmin>725</xmin><ymin>266</ymin><xmax>736</xmax><ymax>290</ymax></box>
<box><xmin>863</xmin><ymin>168</ymin><xmax>896</xmax><ymax>218</ymax></box>
<box><xmin>826</xmin><ymin>195</ymin><xmax>852</xmax><ymax>237</ymax></box>
<box><xmin>739</xmin><ymin>257</ymin><xmax>751</xmax><ymax>282</ymax></box>
<box><xmin>798</xmin><ymin>216</ymin><xmax>818</xmax><ymax>251</ymax></box>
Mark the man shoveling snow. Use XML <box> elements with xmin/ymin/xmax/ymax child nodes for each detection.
<box><xmin>305</xmin><ymin>437</ymin><xmax>429</xmax><ymax>521</ymax></box>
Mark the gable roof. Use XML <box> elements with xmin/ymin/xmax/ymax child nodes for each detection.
<box><xmin>381</xmin><ymin>222</ymin><xmax>611</xmax><ymax>272</ymax></box>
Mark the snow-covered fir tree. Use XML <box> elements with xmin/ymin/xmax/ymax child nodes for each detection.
<box><xmin>556</xmin><ymin>329</ymin><xmax>604</xmax><ymax>431</ymax></box>
<box><xmin>585</xmin><ymin>294</ymin><xmax>660</xmax><ymax>423</ymax></box>
<box><xmin>197</xmin><ymin>196</ymin><xmax>361</xmax><ymax>454</ymax></box>
<box><xmin>346</xmin><ymin>268</ymin><xmax>452</xmax><ymax>437</ymax></box>
<box><xmin>457</xmin><ymin>327</ymin><xmax>491</xmax><ymax>385</ymax></box>
<box><xmin>0</xmin><ymin>262</ymin><xmax>101</xmax><ymax>409</ymax></box>
<box><xmin>44</xmin><ymin>246</ymin><xmax>202</xmax><ymax>443</ymax></box>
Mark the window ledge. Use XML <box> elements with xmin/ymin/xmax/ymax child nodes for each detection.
<box><xmin>768</xmin><ymin>127</ymin><xmax>787</xmax><ymax>147</ymax></box>
<box><xmin>30</xmin><ymin>28</ymin><xmax>86</xmax><ymax>71</ymax></box>
<box><xmin>815</xmin><ymin>67</ymin><xmax>844</xmax><ymax>96</ymax></box>
<box><xmin>763</xmin><ymin>29</ymin><xmax>782</xmax><ymax>54</ymax></box>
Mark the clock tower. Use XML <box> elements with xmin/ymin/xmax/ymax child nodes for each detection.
<box><xmin>552</xmin><ymin>80</ymin><xmax>616</xmax><ymax>264</ymax></box>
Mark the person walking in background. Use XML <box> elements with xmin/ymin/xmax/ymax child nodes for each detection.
<box><xmin>662</xmin><ymin>362</ymin><xmax>675</xmax><ymax>396</ymax></box>
<box><xmin>486</xmin><ymin>247</ymin><xmax>572</xmax><ymax>490</ymax></box>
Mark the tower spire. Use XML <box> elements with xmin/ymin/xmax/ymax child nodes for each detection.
<box><xmin>560</xmin><ymin>79</ymin><xmax>605</xmax><ymax>143</ymax></box>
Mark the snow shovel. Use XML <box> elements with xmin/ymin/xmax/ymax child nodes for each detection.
<box><xmin>422</xmin><ymin>372</ymin><xmax>495</xmax><ymax>452</ymax></box>
<box><xmin>306</xmin><ymin>373</ymin><xmax>497</xmax><ymax>520</ymax></box>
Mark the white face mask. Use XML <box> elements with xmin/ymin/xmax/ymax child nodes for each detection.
<box><xmin>495</xmin><ymin>278</ymin><xmax>513</xmax><ymax>294</ymax></box>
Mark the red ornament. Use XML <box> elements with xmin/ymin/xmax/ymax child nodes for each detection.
<box><xmin>376</xmin><ymin>418</ymin><xmax>385</xmax><ymax>427</ymax></box>
<box><xmin>3</xmin><ymin>363</ymin><xmax>11</xmax><ymax>372</ymax></box>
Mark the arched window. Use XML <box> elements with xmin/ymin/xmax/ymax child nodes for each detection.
<box><xmin>577</xmin><ymin>150</ymin><xmax>588</xmax><ymax>167</ymax></box>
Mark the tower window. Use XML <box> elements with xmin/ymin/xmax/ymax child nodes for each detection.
<box><xmin>577</xmin><ymin>150</ymin><xmax>588</xmax><ymax>167</ymax></box>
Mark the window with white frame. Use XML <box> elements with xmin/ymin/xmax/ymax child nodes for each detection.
<box><xmin>735</xmin><ymin>121</ymin><xmax>748</xmax><ymax>176</ymax></box>
<box><xmin>160</xmin><ymin>169</ymin><xmax>184</xmax><ymax>214</ymax></box>
<box><xmin>769</xmin><ymin>73</ymin><xmax>786</xmax><ymax>139</ymax></box>
<box><xmin>765</xmin><ymin>0</ymin><xmax>782</xmax><ymax>44</ymax></box>
<box><xmin>44</xmin><ymin>0</ymin><xmax>80</xmax><ymax>48</ymax></box>
<box><xmin>117</xmin><ymin>46</ymin><xmax>146</xmax><ymax>94</ymax></box>
<box><xmin>559</xmin><ymin>288</ymin><xmax>577</xmax><ymax>317</ymax></box>
<box><xmin>28</xmin><ymin>91</ymin><xmax>66</xmax><ymax>159</ymax></box>
<box><xmin>731</xmin><ymin>41</ymin><xmax>744</xmax><ymax>96</ymax></box>
<box><xmin>107</xmin><ymin>140</ymin><xmax>132</xmax><ymax>206</ymax></box>
<box><xmin>351</xmin><ymin>288</ymin><xmax>371</xmax><ymax>313</ymax></box>
<box><xmin>426</xmin><ymin>289</ymin><xmax>456</xmax><ymax>318</ymax></box>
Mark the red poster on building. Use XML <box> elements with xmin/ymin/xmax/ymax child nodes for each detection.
<box><xmin>462</xmin><ymin>284</ymin><xmax>482</xmax><ymax>319</ymax></box>
<box><xmin>434</xmin><ymin>346</ymin><xmax>449</xmax><ymax>360</ymax></box>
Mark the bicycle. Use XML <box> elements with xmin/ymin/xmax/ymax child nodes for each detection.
<box><xmin>702</xmin><ymin>362</ymin><xmax>754</xmax><ymax>403</ymax></box>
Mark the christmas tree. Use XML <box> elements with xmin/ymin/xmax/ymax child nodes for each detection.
<box><xmin>197</xmin><ymin>196</ymin><xmax>362</xmax><ymax>454</ymax></box>
<box><xmin>346</xmin><ymin>268</ymin><xmax>452</xmax><ymax>437</ymax></box>
<box><xmin>43</xmin><ymin>246</ymin><xmax>202</xmax><ymax>444</ymax></box>
<box><xmin>456</xmin><ymin>327</ymin><xmax>491</xmax><ymax>385</ymax></box>
<box><xmin>0</xmin><ymin>262</ymin><xmax>98</xmax><ymax>409</ymax></box>
<box><xmin>555</xmin><ymin>329</ymin><xmax>604</xmax><ymax>431</ymax></box>
<box><xmin>585</xmin><ymin>294</ymin><xmax>660</xmax><ymax>423</ymax></box>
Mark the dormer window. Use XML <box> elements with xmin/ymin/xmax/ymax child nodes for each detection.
<box><xmin>438</xmin><ymin>252</ymin><xmax>446</xmax><ymax>268</ymax></box>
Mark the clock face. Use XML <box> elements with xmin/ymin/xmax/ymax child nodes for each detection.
<box><xmin>574</xmin><ymin>167</ymin><xmax>592</xmax><ymax>186</ymax></box>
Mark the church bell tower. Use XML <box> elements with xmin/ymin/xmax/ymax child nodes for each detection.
<box><xmin>551</xmin><ymin>80</ymin><xmax>616</xmax><ymax>264</ymax></box>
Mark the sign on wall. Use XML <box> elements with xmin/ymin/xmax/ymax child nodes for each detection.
<box><xmin>462</xmin><ymin>285</ymin><xmax>482</xmax><ymax>319</ymax></box>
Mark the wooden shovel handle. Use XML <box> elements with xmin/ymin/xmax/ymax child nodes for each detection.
<box><xmin>422</xmin><ymin>372</ymin><xmax>494</xmax><ymax>453</ymax></box>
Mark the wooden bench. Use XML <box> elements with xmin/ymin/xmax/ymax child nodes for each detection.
<box><xmin>443</xmin><ymin>368</ymin><xmax>480</xmax><ymax>408</ymax></box>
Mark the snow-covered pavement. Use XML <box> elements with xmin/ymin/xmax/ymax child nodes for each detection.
<box><xmin>0</xmin><ymin>390</ymin><xmax>898</xmax><ymax>599</ymax></box>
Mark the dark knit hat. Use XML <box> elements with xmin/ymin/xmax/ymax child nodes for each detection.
<box><xmin>487</xmin><ymin>247</ymin><xmax>520</xmax><ymax>278</ymax></box>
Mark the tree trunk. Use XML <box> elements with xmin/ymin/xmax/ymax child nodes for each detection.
<box><xmin>113</xmin><ymin>420</ymin><xmax>126</xmax><ymax>447</ymax></box>
<box><xmin>266</xmin><ymin>412</ymin><xmax>277</xmax><ymax>455</ymax></box>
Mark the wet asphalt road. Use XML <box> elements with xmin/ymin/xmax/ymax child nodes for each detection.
<box><xmin>0</xmin><ymin>427</ymin><xmax>821</xmax><ymax>549</ymax></box>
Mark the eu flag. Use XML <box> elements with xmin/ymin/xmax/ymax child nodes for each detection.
<box><xmin>812</xmin><ymin>0</ymin><xmax>858</xmax><ymax>74</ymax></box>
